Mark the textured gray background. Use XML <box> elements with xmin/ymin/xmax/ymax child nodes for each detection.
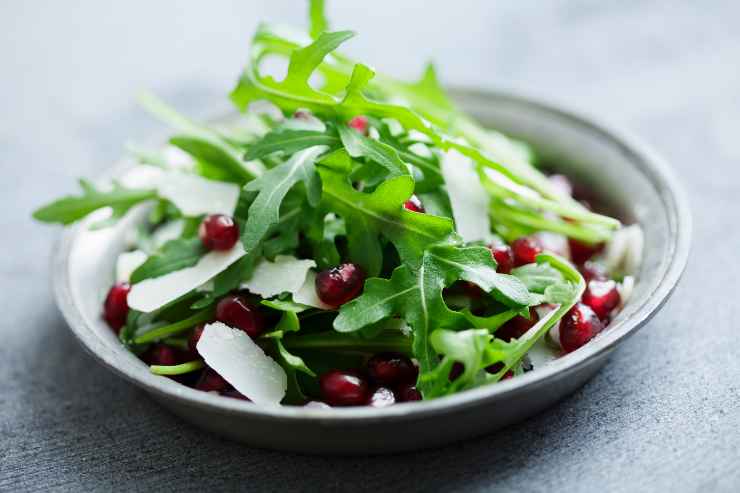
<box><xmin>2</xmin><ymin>1</ymin><xmax>738</xmax><ymax>491</ymax></box>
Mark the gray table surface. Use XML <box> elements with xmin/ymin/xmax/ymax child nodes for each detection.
<box><xmin>2</xmin><ymin>1</ymin><xmax>738</xmax><ymax>491</ymax></box>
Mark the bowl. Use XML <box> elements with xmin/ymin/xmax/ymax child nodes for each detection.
<box><xmin>52</xmin><ymin>89</ymin><xmax>691</xmax><ymax>454</ymax></box>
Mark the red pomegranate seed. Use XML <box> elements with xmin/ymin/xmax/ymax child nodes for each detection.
<box><xmin>188</xmin><ymin>324</ymin><xmax>205</xmax><ymax>354</ymax></box>
<box><xmin>568</xmin><ymin>238</ymin><xmax>604</xmax><ymax>265</ymax></box>
<box><xmin>496</xmin><ymin>308</ymin><xmax>540</xmax><ymax>341</ymax></box>
<box><xmin>368</xmin><ymin>387</ymin><xmax>396</xmax><ymax>408</ymax></box>
<box><xmin>216</xmin><ymin>295</ymin><xmax>264</xmax><ymax>338</ymax></box>
<box><xmin>579</xmin><ymin>261</ymin><xmax>608</xmax><ymax>283</ymax></box>
<box><xmin>315</xmin><ymin>263</ymin><xmax>365</xmax><ymax>307</ymax></box>
<box><xmin>319</xmin><ymin>370</ymin><xmax>370</xmax><ymax>406</ymax></box>
<box><xmin>143</xmin><ymin>344</ymin><xmax>179</xmax><ymax>366</ymax></box>
<box><xmin>403</xmin><ymin>195</ymin><xmax>425</xmax><ymax>213</ymax></box>
<box><xmin>196</xmin><ymin>367</ymin><xmax>230</xmax><ymax>392</ymax></box>
<box><xmin>502</xmin><ymin>371</ymin><xmax>514</xmax><ymax>380</ymax></box>
<box><xmin>511</xmin><ymin>237</ymin><xmax>543</xmax><ymax>266</ymax></box>
<box><xmin>367</xmin><ymin>352</ymin><xmax>418</xmax><ymax>386</ymax></box>
<box><xmin>559</xmin><ymin>302</ymin><xmax>605</xmax><ymax>353</ymax></box>
<box><xmin>461</xmin><ymin>282</ymin><xmax>484</xmax><ymax>299</ymax></box>
<box><xmin>485</xmin><ymin>362</ymin><xmax>505</xmax><ymax>374</ymax></box>
<box><xmin>348</xmin><ymin>115</ymin><xmax>369</xmax><ymax>135</ymax></box>
<box><xmin>448</xmin><ymin>362</ymin><xmax>464</xmax><ymax>381</ymax></box>
<box><xmin>582</xmin><ymin>279</ymin><xmax>621</xmax><ymax>320</ymax></box>
<box><xmin>395</xmin><ymin>383</ymin><xmax>422</xmax><ymax>402</ymax></box>
<box><xmin>490</xmin><ymin>244</ymin><xmax>514</xmax><ymax>274</ymax></box>
<box><xmin>103</xmin><ymin>282</ymin><xmax>130</xmax><ymax>332</ymax></box>
<box><xmin>198</xmin><ymin>214</ymin><xmax>240</xmax><ymax>251</ymax></box>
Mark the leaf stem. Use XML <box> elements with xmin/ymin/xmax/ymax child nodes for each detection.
<box><xmin>133</xmin><ymin>307</ymin><xmax>214</xmax><ymax>344</ymax></box>
<box><xmin>150</xmin><ymin>360</ymin><xmax>205</xmax><ymax>375</ymax></box>
<box><xmin>282</xmin><ymin>331</ymin><xmax>412</xmax><ymax>353</ymax></box>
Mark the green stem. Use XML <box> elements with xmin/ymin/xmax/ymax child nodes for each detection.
<box><xmin>150</xmin><ymin>360</ymin><xmax>205</xmax><ymax>376</ymax></box>
<box><xmin>490</xmin><ymin>202</ymin><xmax>611</xmax><ymax>243</ymax></box>
<box><xmin>133</xmin><ymin>307</ymin><xmax>214</xmax><ymax>344</ymax></box>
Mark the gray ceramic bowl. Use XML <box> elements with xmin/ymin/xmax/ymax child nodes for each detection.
<box><xmin>52</xmin><ymin>89</ymin><xmax>691</xmax><ymax>454</ymax></box>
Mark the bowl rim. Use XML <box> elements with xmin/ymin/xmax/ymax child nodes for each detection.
<box><xmin>52</xmin><ymin>87</ymin><xmax>692</xmax><ymax>424</ymax></box>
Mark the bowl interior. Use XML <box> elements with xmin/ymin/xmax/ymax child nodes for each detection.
<box><xmin>57</xmin><ymin>89</ymin><xmax>687</xmax><ymax>422</ymax></box>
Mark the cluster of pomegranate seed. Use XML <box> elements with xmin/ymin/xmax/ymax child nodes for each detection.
<box><xmin>569</xmin><ymin>238</ymin><xmax>604</xmax><ymax>265</ymax></box>
<box><xmin>199</xmin><ymin>214</ymin><xmax>240</xmax><ymax>251</ymax></box>
<box><xmin>348</xmin><ymin>115</ymin><xmax>369</xmax><ymax>135</ymax></box>
<box><xmin>403</xmin><ymin>195</ymin><xmax>425</xmax><ymax>213</ymax></box>
<box><xmin>316</xmin><ymin>352</ymin><xmax>420</xmax><ymax>407</ymax></box>
<box><xmin>315</xmin><ymin>263</ymin><xmax>366</xmax><ymax>308</ymax></box>
<box><xmin>559</xmin><ymin>302</ymin><xmax>605</xmax><ymax>353</ymax></box>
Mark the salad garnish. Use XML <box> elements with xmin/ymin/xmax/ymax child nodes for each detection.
<box><xmin>34</xmin><ymin>1</ymin><xmax>641</xmax><ymax>407</ymax></box>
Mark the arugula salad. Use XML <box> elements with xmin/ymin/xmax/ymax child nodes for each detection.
<box><xmin>34</xmin><ymin>1</ymin><xmax>642</xmax><ymax>407</ymax></box>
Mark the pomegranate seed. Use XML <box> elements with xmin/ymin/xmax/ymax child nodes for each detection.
<box><xmin>395</xmin><ymin>383</ymin><xmax>422</xmax><ymax>402</ymax></box>
<box><xmin>560</xmin><ymin>302</ymin><xmax>605</xmax><ymax>353</ymax></box>
<box><xmin>221</xmin><ymin>390</ymin><xmax>250</xmax><ymax>401</ymax></box>
<box><xmin>103</xmin><ymin>282</ymin><xmax>130</xmax><ymax>332</ymax></box>
<box><xmin>568</xmin><ymin>238</ymin><xmax>604</xmax><ymax>265</ymax></box>
<box><xmin>502</xmin><ymin>371</ymin><xmax>514</xmax><ymax>380</ymax></box>
<box><xmin>293</xmin><ymin>109</ymin><xmax>312</xmax><ymax>120</ymax></box>
<box><xmin>496</xmin><ymin>308</ymin><xmax>540</xmax><ymax>341</ymax></box>
<box><xmin>304</xmin><ymin>400</ymin><xmax>331</xmax><ymax>409</ymax></box>
<box><xmin>315</xmin><ymin>263</ymin><xmax>365</xmax><ymax>307</ymax></box>
<box><xmin>548</xmin><ymin>174</ymin><xmax>573</xmax><ymax>196</ymax></box>
<box><xmin>367</xmin><ymin>352</ymin><xmax>418</xmax><ymax>386</ymax></box>
<box><xmin>485</xmin><ymin>362</ymin><xmax>505</xmax><ymax>374</ymax></box>
<box><xmin>368</xmin><ymin>387</ymin><xmax>396</xmax><ymax>408</ymax></box>
<box><xmin>511</xmin><ymin>237</ymin><xmax>543</xmax><ymax>266</ymax></box>
<box><xmin>582</xmin><ymin>279</ymin><xmax>621</xmax><ymax>320</ymax></box>
<box><xmin>196</xmin><ymin>368</ymin><xmax>230</xmax><ymax>392</ymax></box>
<box><xmin>319</xmin><ymin>370</ymin><xmax>369</xmax><ymax>406</ymax></box>
<box><xmin>579</xmin><ymin>261</ymin><xmax>608</xmax><ymax>283</ymax></box>
<box><xmin>188</xmin><ymin>324</ymin><xmax>205</xmax><ymax>354</ymax></box>
<box><xmin>198</xmin><ymin>214</ymin><xmax>240</xmax><ymax>251</ymax></box>
<box><xmin>143</xmin><ymin>344</ymin><xmax>178</xmax><ymax>366</ymax></box>
<box><xmin>461</xmin><ymin>282</ymin><xmax>484</xmax><ymax>299</ymax></box>
<box><xmin>490</xmin><ymin>244</ymin><xmax>514</xmax><ymax>274</ymax></box>
<box><xmin>348</xmin><ymin>115</ymin><xmax>369</xmax><ymax>135</ymax></box>
<box><xmin>448</xmin><ymin>362</ymin><xmax>464</xmax><ymax>381</ymax></box>
<box><xmin>215</xmin><ymin>295</ymin><xmax>264</xmax><ymax>338</ymax></box>
<box><xmin>403</xmin><ymin>195</ymin><xmax>425</xmax><ymax>213</ymax></box>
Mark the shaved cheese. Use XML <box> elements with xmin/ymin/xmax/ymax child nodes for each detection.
<box><xmin>197</xmin><ymin>322</ymin><xmax>286</xmax><ymax>406</ymax></box>
<box><xmin>482</xmin><ymin>167</ymin><xmax>540</xmax><ymax>200</ymax></box>
<box><xmin>440</xmin><ymin>149</ymin><xmax>491</xmax><ymax>242</ymax></box>
<box><xmin>157</xmin><ymin>172</ymin><xmax>240</xmax><ymax>217</ymax></box>
<box><xmin>128</xmin><ymin>242</ymin><xmax>245</xmax><ymax>312</ymax></box>
<box><xmin>293</xmin><ymin>270</ymin><xmax>332</xmax><ymax>309</ymax></box>
<box><xmin>116</xmin><ymin>250</ymin><xmax>148</xmax><ymax>282</ymax></box>
<box><xmin>162</xmin><ymin>146</ymin><xmax>195</xmax><ymax>171</ymax></box>
<box><xmin>240</xmin><ymin>255</ymin><xmax>316</xmax><ymax>299</ymax></box>
<box><xmin>536</xmin><ymin>231</ymin><xmax>570</xmax><ymax>259</ymax></box>
<box><xmin>151</xmin><ymin>219</ymin><xmax>185</xmax><ymax>249</ymax></box>
<box><xmin>618</xmin><ymin>275</ymin><xmax>635</xmax><ymax>306</ymax></box>
<box><xmin>600</xmin><ymin>224</ymin><xmax>644</xmax><ymax>275</ymax></box>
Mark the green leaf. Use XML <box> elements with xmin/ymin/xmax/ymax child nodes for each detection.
<box><xmin>334</xmin><ymin>245</ymin><xmax>531</xmax><ymax>378</ymax></box>
<box><xmin>32</xmin><ymin>180</ymin><xmax>156</xmax><ymax>225</ymax></box>
<box><xmin>317</xmin><ymin>166</ymin><xmax>456</xmax><ymax>274</ymax></box>
<box><xmin>242</xmin><ymin>145</ymin><xmax>328</xmax><ymax>252</ymax></box>
<box><xmin>276</xmin><ymin>339</ymin><xmax>315</xmax><ymax>377</ymax></box>
<box><xmin>337</xmin><ymin>124</ymin><xmax>409</xmax><ymax>178</ymax></box>
<box><xmin>244</xmin><ymin>128</ymin><xmax>340</xmax><ymax>161</ymax></box>
<box><xmin>309</xmin><ymin>0</ymin><xmax>328</xmax><ymax>39</ymax></box>
<box><xmin>511</xmin><ymin>263</ymin><xmax>564</xmax><ymax>293</ymax></box>
<box><xmin>129</xmin><ymin>238</ymin><xmax>205</xmax><ymax>284</ymax></box>
<box><xmin>261</xmin><ymin>299</ymin><xmax>308</xmax><ymax>312</ymax></box>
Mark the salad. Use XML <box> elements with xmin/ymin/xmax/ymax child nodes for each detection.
<box><xmin>34</xmin><ymin>1</ymin><xmax>642</xmax><ymax>408</ymax></box>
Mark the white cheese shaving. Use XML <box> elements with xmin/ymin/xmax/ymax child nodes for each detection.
<box><xmin>128</xmin><ymin>242</ymin><xmax>246</xmax><ymax>312</ymax></box>
<box><xmin>151</xmin><ymin>219</ymin><xmax>185</xmax><ymax>249</ymax></box>
<box><xmin>162</xmin><ymin>146</ymin><xmax>195</xmax><ymax>171</ymax></box>
<box><xmin>196</xmin><ymin>322</ymin><xmax>287</xmax><ymax>406</ymax></box>
<box><xmin>600</xmin><ymin>224</ymin><xmax>644</xmax><ymax>275</ymax></box>
<box><xmin>440</xmin><ymin>149</ymin><xmax>491</xmax><ymax>242</ymax></box>
<box><xmin>482</xmin><ymin>167</ymin><xmax>540</xmax><ymax>200</ymax></box>
<box><xmin>240</xmin><ymin>255</ymin><xmax>316</xmax><ymax>299</ymax></box>
<box><xmin>535</xmin><ymin>231</ymin><xmax>570</xmax><ymax>259</ymax></box>
<box><xmin>115</xmin><ymin>250</ymin><xmax>148</xmax><ymax>283</ymax></box>
<box><xmin>157</xmin><ymin>172</ymin><xmax>240</xmax><ymax>217</ymax></box>
<box><xmin>119</xmin><ymin>165</ymin><xmax>165</xmax><ymax>189</ymax></box>
<box><xmin>293</xmin><ymin>270</ymin><xmax>332</xmax><ymax>309</ymax></box>
<box><xmin>617</xmin><ymin>275</ymin><xmax>635</xmax><ymax>307</ymax></box>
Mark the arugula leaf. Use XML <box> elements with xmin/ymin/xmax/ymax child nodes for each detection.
<box><xmin>32</xmin><ymin>179</ymin><xmax>156</xmax><ymax>225</ymax></box>
<box><xmin>244</xmin><ymin>128</ymin><xmax>340</xmax><ymax>161</ymax></box>
<box><xmin>337</xmin><ymin>124</ymin><xmax>409</xmax><ymax>178</ymax></box>
<box><xmin>130</xmin><ymin>238</ymin><xmax>205</xmax><ymax>283</ymax></box>
<box><xmin>242</xmin><ymin>145</ymin><xmax>328</xmax><ymax>252</ymax></box>
<box><xmin>318</xmin><ymin>166</ymin><xmax>456</xmax><ymax>274</ymax></box>
<box><xmin>511</xmin><ymin>263</ymin><xmax>564</xmax><ymax>293</ymax></box>
<box><xmin>309</xmin><ymin>0</ymin><xmax>328</xmax><ymax>39</ymax></box>
<box><xmin>334</xmin><ymin>245</ymin><xmax>531</xmax><ymax>376</ymax></box>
